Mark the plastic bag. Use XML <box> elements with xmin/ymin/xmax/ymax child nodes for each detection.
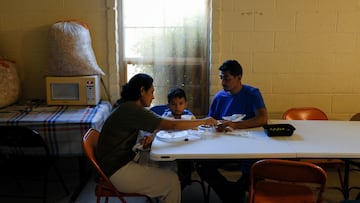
<box><xmin>47</xmin><ymin>20</ymin><xmax>105</xmax><ymax>76</ymax></box>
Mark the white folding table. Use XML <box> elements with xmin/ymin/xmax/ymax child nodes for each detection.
<box><xmin>151</xmin><ymin>120</ymin><xmax>360</xmax><ymax>161</ymax></box>
<box><xmin>150</xmin><ymin>119</ymin><xmax>360</xmax><ymax>200</ymax></box>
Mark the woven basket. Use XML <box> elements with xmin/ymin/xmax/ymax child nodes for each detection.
<box><xmin>0</xmin><ymin>59</ymin><xmax>20</xmax><ymax>108</ymax></box>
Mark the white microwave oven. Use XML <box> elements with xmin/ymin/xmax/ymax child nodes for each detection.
<box><xmin>45</xmin><ymin>75</ymin><xmax>100</xmax><ymax>105</ymax></box>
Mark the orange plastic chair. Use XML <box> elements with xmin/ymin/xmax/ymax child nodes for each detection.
<box><xmin>282</xmin><ymin>107</ymin><xmax>346</xmax><ymax>197</ymax></box>
<box><xmin>82</xmin><ymin>128</ymin><xmax>153</xmax><ymax>203</ymax></box>
<box><xmin>249</xmin><ymin>159</ymin><xmax>327</xmax><ymax>203</ymax></box>
<box><xmin>350</xmin><ymin>113</ymin><xmax>360</xmax><ymax>121</ymax></box>
<box><xmin>282</xmin><ymin>107</ymin><xmax>328</xmax><ymax>120</ymax></box>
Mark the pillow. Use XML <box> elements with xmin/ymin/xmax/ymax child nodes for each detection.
<box><xmin>47</xmin><ymin>20</ymin><xmax>105</xmax><ymax>76</ymax></box>
<box><xmin>0</xmin><ymin>58</ymin><xmax>20</xmax><ymax>108</ymax></box>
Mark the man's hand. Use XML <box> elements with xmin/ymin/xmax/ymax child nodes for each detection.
<box><xmin>216</xmin><ymin>120</ymin><xmax>234</xmax><ymax>132</ymax></box>
<box><xmin>203</xmin><ymin>116</ymin><xmax>218</xmax><ymax>126</ymax></box>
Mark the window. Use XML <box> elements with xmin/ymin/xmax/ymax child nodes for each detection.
<box><xmin>121</xmin><ymin>0</ymin><xmax>210</xmax><ymax>116</ymax></box>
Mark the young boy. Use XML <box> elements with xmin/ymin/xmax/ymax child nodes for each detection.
<box><xmin>162</xmin><ymin>88</ymin><xmax>196</xmax><ymax>189</ymax></box>
<box><xmin>162</xmin><ymin>88</ymin><xmax>195</xmax><ymax>120</ymax></box>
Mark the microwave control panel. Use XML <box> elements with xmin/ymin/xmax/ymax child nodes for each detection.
<box><xmin>86</xmin><ymin>80</ymin><xmax>96</xmax><ymax>102</ymax></box>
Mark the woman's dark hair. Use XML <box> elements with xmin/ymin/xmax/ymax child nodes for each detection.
<box><xmin>219</xmin><ymin>60</ymin><xmax>243</xmax><ymax>76</ymax></box>
<box><xmin>121</xmin><ymin>73</ymin><xmax>153</xmax><ymax>100</ymax></box>
<box><xmin>113</xmin><ymin>73</ymin><xmax>153</xmax><ymax>108</ymax></box>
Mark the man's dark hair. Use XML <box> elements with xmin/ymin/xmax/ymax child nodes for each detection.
<box><xmin>167</xmin><ymin>88</ymin><xmax>187</xmax><ymax>103</ymax></box>
<box><xmin>219</xmin><ymin>60</ymin><xmax>243</xmax><ymax>76</ymax></box>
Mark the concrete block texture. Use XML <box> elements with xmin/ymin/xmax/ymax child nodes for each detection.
<box><xmin>211</xmin><ymin>0</ymin><xmax>360</xmax><ymax>120</ymax></box>
<box><xmin>1</xmin><ymin>0</ymin><xmax>360</xmax><ymax>120</ymax></box>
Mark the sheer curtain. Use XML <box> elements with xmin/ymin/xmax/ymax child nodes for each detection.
<box><xmin>121</xmin><ymin>0</ymin><xmax>210</xmax><ymax>116</ymax></box>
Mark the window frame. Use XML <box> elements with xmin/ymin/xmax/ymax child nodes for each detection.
<box><xmin>119</xmin><ymin>0</ymin><xmax>211</xmax><ymax>117</ymax></box>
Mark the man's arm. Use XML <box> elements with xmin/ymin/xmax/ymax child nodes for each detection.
<box><xmin>217</xmin><ymin>108</ymin><xmax>268</xmax><ymax>131</ymax></box>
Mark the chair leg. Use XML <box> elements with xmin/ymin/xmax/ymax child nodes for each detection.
<box><xmin>194</xmin><ymin>162</ymin><xmax>211</xmax><ymax>203</ymax></box>
<box><xmin>206</xmin><ymin>183</ymin><xmax>211</xmax><ymax>203</ymax></box>
<box><xmin>199</xmin><ymin>177</ymin><xmax>210</xmax><ymax>203</ymax></box>
<box><xmin>356</xmin><ymin>192</ymin><xmax>360</xmax><ymax>200</ymax></box>
<box><xmin>337</xmin><ymin>167</ymin><xmax>346</xmax><ymax>199</ymax></box>
<box><xmin>190</xmin><ymin>178</ymin><xmax>210</xmax><ymax>203</ymax></box>
<box><xmin>338</xmin><ymin>169</ymin><xmax>344</xmax><ymax>188</ymax></box>
<box><xmin>344</xmin><ymin>161</ymin><xmax>351</xmax><ymax>200</ymax></box>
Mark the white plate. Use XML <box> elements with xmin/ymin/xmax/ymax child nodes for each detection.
<box><xmin>222</xmin><ymin>114</ymin><xmax>246</xmax><ymax>122</ymax></box>
<box><xmin>156</xmin><ymin>130</ymin><xmax>188</xmax><ymax>142</ymax></box>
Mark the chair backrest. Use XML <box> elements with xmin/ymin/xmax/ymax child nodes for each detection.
<box><xmin>249</xmin><ymin>159</ymin><xmax>327</xmax><ymax>203</ymax></box>
<box><xmin>83</xmin><ymin>128</ymin><xmax>140</xmax><ymax>203</ymax></box>
<box><xmin>282</xmin><ymin>107</ymin><xmax>328</xmax><ymax>120</ymax></box>
<box><xmin>149</xmin><ymin>104</ymin><xmax>168</xmax><ymax>116</ymax></box>
<box><xmin>81</xmin><ymin>128</ymin><xmax>120</xmax><ymax>193</ymax></box>
<box><xmin>350</xmin><ymin>113</ymin><xmax>360</xmax><ymax>121</ymax></box>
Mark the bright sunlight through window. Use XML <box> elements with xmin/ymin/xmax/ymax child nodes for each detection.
<box><xmin>122</xmin><ymin>0</ymin><xmax>210</xmax><ymax>116</ymax></box>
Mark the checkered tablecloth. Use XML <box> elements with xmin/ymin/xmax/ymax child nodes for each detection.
<box><xmin>0</xmin><ymin>101</ymin><xmax>111</xmax><ymax>156</ymax></box>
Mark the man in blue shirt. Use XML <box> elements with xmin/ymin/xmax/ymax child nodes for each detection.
<box><xmin>197</xmin><ymin>60</ymin><xmax>268</xmax><ymax>203</ymax></box>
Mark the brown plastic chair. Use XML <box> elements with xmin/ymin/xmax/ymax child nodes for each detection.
<box><xmin>249</xmin><ymin>159</ymin><xmax>327</xmax><ymax>203</ymax></box>
<box><xmin>282</xmin><ymin>107</ymin><xmax>328</xmax><ymax>120</ymax></box>
<box><xmin>282</xmin><ymin>107</ymin><xmax>346</xmax><ymax>197</ymax></box>
<box><xmin>82</xmin><ymin>128</ymin><xmax>153</xmax><ymax>203</ymax></box>
<box><xmin>350</xmin><ymin>113</ymin><xmax>360</xmax><ymax>121</ymax></box>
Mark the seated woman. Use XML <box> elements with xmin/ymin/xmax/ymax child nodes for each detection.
<box><xmin>96</xmin><ymin>73</ymin><xmax>217</xmax><ymax>203</ymax></box>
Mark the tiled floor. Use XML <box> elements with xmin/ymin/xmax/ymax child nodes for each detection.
<box><xmin>1</xmin><ymin>158</ymin><xmax>360</xmax><ymax>203</ymax></box>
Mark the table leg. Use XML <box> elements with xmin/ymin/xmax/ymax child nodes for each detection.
<box><xmin>70</xmin><ymin>156</ymin><xmax>92</xmax><ymax>202</ymax></box>
<box><xmin>344</xmin><ymin>160</ymin><xmax>350</xmax><ymax>200</ymax></box>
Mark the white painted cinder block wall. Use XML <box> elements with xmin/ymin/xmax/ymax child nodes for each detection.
<box><xmin>211</xmin><ymin>0</ymin><xmax>360</xmax><ymax>120</ymax></box>
<box><xmin>0</xmin><ymin>0</ymin><xmax>115</xmax><ymax>101</ymax></box>
<box><xmin>1</xmin><ymin>0</ymin><xmax>360</xmax><ymax>120</ymax></box>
